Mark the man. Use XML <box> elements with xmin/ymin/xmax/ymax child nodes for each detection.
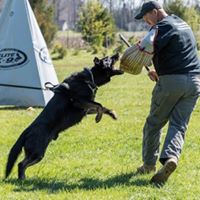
<box><xmin>135</xmin><ymin>1</ymin><xmax>200</xmax><ymax>185</ymax></box>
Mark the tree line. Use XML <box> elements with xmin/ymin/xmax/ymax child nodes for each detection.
<box><xmin>29</xmin><ymin>0</ymin><xmax>200</xmax><ymax>50</ymax></box>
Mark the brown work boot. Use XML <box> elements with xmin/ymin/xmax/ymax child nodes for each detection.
<box><xmin>136</xmin><ymin>164</ymin><xmax>156</xmax><ymax>174</ymax></box>
<box><xmin>150</xmin><ymin>157</ymin><xmax>177</xmax><ymax>186</ymax></box>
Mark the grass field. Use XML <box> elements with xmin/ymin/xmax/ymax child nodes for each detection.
<box><xmin>1</xmin><ymin>50</ymin><xmax>200</xmax><ymax>200</ymax></box>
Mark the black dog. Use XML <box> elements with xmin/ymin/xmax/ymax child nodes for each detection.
<box><xmin>5</xmin><ymin>53</ymin><xmax>123</xmax><ymax>180</ymax></box>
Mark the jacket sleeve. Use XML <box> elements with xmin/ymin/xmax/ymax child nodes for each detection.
<box><xmin>154</xmin><ymin>23</ymin><xmax>174</xmax><ymax>53</ymax></box>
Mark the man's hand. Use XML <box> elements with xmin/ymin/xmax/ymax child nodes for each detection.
<box><xmin>148</xmin><ymin>70</ymin><xmax>159</xmax><ymax>81</ymax></box>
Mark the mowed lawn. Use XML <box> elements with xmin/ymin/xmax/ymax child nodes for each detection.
<box><xmin>0</xmin><ymin>50</ymin><xmax>200</xmax><ymax>200</ymax></box>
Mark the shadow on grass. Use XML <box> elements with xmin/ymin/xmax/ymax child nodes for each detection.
<box><xmin>5</xmin><ymin>172</ymin><xmax>150</xmax><ymax>193</ymax></box>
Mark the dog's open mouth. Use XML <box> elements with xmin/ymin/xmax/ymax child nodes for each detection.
<box><xmin>111</xmin><ymin>53</ymin><xmax>124</xmax><ymax>75</ymax></box>
<box><xmin>111</xmin><ymin>53</ymin><xmax>119</xmax><ymax>64</ymax></box>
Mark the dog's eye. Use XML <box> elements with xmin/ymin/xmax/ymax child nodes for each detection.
<box><xmin>103</xmin><ymin>58</ymin><xmax>112</xmax><ymax>68</ymax></box>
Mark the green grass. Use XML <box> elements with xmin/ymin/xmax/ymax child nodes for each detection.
<box><xmin>1</xmin><ymin>50</ymin><xmax>200</xmax><ymax>199</ymax></box>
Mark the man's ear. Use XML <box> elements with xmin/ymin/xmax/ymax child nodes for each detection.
<box><xmin>93</xmin><ymin>57</ymin><xmax>100</xmax><ymax>65</ymax></box>
<box><xmin>152</xmin><ymin>8</ymin><xmax>158</xmax><ymax>15</ymax></box>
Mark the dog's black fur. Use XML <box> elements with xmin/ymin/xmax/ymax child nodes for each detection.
<box><xmin>5</xmin><ymin>53</ymin><xmax>123</xmax><ymax>180</ymax></box>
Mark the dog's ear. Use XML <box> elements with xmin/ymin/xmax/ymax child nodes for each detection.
<box><xmin>93</xmin><ymin>57</ymin><xmax>100</xmax><ymax>65</ymax></box>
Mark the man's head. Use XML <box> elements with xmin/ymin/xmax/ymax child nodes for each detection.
<box><xmin>135</xmin><ymin>1</ymin><xmax>167</xmax><ymax>26</ymax></box>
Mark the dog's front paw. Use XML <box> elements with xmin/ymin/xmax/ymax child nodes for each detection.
<box><xmin>95</xmin><ymin>112</ymin><xmax>103</xmax><ymax>123</ymax></box>
<box><xmin>107</xmin><ymin>110</ymin><xmax>117</xmax><ymax>120</ymax></box>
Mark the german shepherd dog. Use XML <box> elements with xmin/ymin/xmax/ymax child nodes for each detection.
<box><xmin>5</xmin><ymin>53</ymin><xmax>123</xmax><ymax>180</ymax></box>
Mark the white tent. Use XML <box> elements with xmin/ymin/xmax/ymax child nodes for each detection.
<box><xmin>0</xmin><ymin>0</ymin><xmax>59</xmax><ymax>107</ymax></box>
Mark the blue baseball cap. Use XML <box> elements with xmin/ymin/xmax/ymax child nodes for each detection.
<box><xmin>135</xmin><ymin>1</ymin><xmax>162</xmax><ymax>20</ymax></box>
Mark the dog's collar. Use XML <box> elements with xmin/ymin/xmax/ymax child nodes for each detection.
<box><xmin>84</xmin><ymin>68</ymin><xmax>97</xmax><ymax>94</ymax></box>
<box><xmin>84</xmin><ymin>68</ymin><xmax>95</xmax><ymax>85</ymax></box>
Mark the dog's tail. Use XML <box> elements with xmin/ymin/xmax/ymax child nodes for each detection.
<box><xmin>5</xmin><ymin>132</ymin><xmax>26</xmax><ymax>178</ymax></box>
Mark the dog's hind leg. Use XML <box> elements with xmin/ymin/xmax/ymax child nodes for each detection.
<box><xmin>18</xmin><ymin>153</ymin><xmax>44</xmax><ymax>180</ymax></box>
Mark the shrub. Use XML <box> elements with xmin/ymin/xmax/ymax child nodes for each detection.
<box><xmin>51</xmin><ymin>43</ymin><xmax>67</xmax><ymax>60</ymax></box>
